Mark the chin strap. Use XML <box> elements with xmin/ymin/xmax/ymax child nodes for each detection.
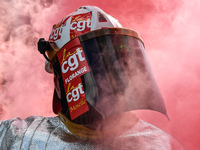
<box><xmin>58</xmin><ymin>111</ymin><xmax>97</xmax><ymax>138</ymax></box>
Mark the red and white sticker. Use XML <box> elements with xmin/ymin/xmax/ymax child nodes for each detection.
<box><xmin>57</xmin><ymin>38</ymin><xmax>90</xmax><ymax>120</ymax></box>
<box><xmin>49</xmin><ymin>16</ymin><xmax>71</xmax><ymax>42</ymax></box>
<box><xmin>70</xmin><ymin>12</ymin><xmax>92</xmax><ymax>40</ymax></box>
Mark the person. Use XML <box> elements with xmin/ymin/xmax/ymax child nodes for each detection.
<box><xmin>0</xmin><ymin>6</ymin><xmax>185</xmax><ymax>149</ymax></box>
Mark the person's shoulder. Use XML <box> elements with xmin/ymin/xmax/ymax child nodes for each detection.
<box><xmin>121</xmin><ymin>119</ymin><xmax>186</xmax><ymax>150</ymax></box>
<box><xmin>0</xmin><ymin>116</ymin><xmax>61</xmax><ymax>133</ymax></box>
<box><xmin>1</xmin><ymin>116</ymin><xmax>44</xmax><ymax>126</ymax></box>
<box><xmin>0</xmin><ymin>116</ymin><xmax>73</xmax><ymax>149</ymax></box>
<box><xmin>0</xmin><ymin>116</ymin><xmax>46</xmax><ymax>146</ymax></box>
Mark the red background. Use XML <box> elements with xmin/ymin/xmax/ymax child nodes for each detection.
<box><xmin>0</xmin><ymin>0</ymin><xmax>199</xmax><ymax>149</ymax></box>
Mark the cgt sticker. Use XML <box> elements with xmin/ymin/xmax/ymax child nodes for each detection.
<box><xmin>57</xmin><ymin>38</ymin><xmax>90</xmax><ymax>120</ymax></box>
<box><xmin>70</xmin><ymin>11</ymin><xmax>92</xmax><ymax>40</ymax></box>
<box><xmin>66</xmin><ymin>78</ymin><xmax>89</xmax><ymax>120</ymax></box>
<box><xmin>49</xmin><ymin>16</ymin><xmax>71</xmax><ymax>42</ymax></box>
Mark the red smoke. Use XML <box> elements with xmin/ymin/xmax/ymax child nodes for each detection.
<box><xmin>0</xmin><ymin>0</ymin><xmax>199</xmax><ymax>149</ymax></box>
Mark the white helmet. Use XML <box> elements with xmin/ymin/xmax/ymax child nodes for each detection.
<box><xmin>49</xmin><ymin>6</ymin><xmax>122</xmax><ymax>48</ymax></box>
<box><xmin>45</xmin><ymin>6</ymin><xmax>122</xmax><ymax>73</ymax></box>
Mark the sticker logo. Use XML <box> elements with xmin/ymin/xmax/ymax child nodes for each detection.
<box><xmin>70</xmin><ymin>12</ymin><xmax>92</xmax><ymax>40</ymax></box>
<box><xmin>66</xmin><ymin>78</ymin><xmax>89</xmax><ymax>120</ymax></box>
<box><xmin>57</xmin><ymin>38</ymin><xmax>90</xmax><ymax>120</ymax></box>
<box><xmin>49</xmin><ymin>16</ymin><xmax>70</xmax><ymax>42</ymax></box>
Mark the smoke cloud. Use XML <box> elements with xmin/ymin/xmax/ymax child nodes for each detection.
<box><xmin>0</xmin><ymin>0</ymin><xmax>58</xmax><ymax>119</ymax></box>
<box><xmin>0</xmin><ymin>0</ymin><xmax>199</xmax><ymax>149</ymax></box>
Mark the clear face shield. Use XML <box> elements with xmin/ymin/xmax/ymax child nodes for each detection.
<box><xmin>44</xmin><ymin>28</ymin><xmax>167</xmax><ymax>125</ymax></box>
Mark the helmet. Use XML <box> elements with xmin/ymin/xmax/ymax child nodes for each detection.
<box><xmin>49</xmin><ymin>6</ymin><xmax>122</xmax><ymax>48</ymax></box>
<box><xmin>38</xmin><ymin>6</ymin><xmax>167</xmax><ymax>125</ymax></box>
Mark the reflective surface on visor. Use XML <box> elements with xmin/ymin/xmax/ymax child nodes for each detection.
<box><xmin>80</xmin><ymin>31</ymin><xmax>167</xmax><ymax>119</ymax></box>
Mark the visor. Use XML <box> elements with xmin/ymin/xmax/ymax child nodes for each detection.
<box><xmin>49</xmin><ymin>28</ymin><xmax>167</xmax><ymax>125</ymax></box>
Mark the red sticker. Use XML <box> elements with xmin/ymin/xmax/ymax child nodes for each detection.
<box><xmin>49</xmin><ymin>16</ymin><xmax>71</xmax><ymax>42</ymax></box>
<box><xmin>65</xmin><ymin>77</ymin><xmax>89</xmax><ymax>120</ymax></box>
<box><xmin>70</xmin><ymin>12</ymin><xmax>92</xmax><ymax>40</ymax></box>
<box><xmin>57</xmin><ymin>38</ymin><xmax>90</xmax><ymax>120</ymax></box>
